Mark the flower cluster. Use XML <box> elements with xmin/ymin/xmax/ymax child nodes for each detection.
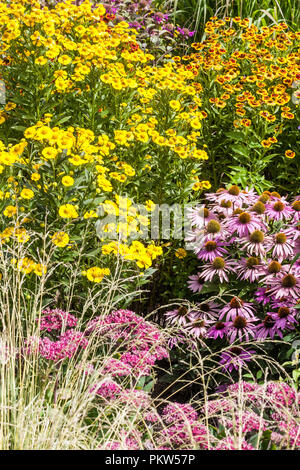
<box><xmin>86</xmin><ymin>309</ymin><xmax>169</xmax><ymax>376</ymax></box>
<box><xmin>166</xmin><ymin>186</ymin><xmax>300</xmax><ymax>370</ymax></box>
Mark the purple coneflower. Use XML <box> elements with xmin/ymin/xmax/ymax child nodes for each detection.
<box><xmin>226</xmin><ymin>211</ymin><xmax>266</xmax><ymax>237</ymax></box>
<box><xmin>291</xmin><ymin>200</ymin><xmax>300</xmax><ymax>222</ymax></box>
<box><xmin>265</xmin><ymin>200</ymin><xmax>293</xmax><ymax>221</ymax></box>
<box><xmin>201</xmin><ymin>257</ymin><xmax>236</xmax><ymax>283</ymax></box>
<box><xmin>240</xmin><ymin>230</ymin><xmax>266</xmax><ymax>256</ymax></box>
<box><xmin>270</xmin><ymin>306</ymin><xmax>298</xmax><ymax>330</ymax></box>
<box><xmin>255</xmin><ymin>315</ymin><xmax>279</xmax><ymax>340</ymax></box>
<box><xmin>187</xmin><ymin>206</ymin><xmax>215</xmax><ymax>228</ymax></box>
<box><xmin>227</xmin><ymin>315</ymin><xmax>257</xmax><ymax>343</ymax></box>
<box><xmin>207</xmin><ymin>321</ymin><xmax>229</xmax><ymax>339</ymax></box>
<box><xmin>219</xmin><ymin>297</ymin><xmax>256</xmax><ymax>321</ymax></box>
<box><xmin>254</xmin><ymin>287</ymin><xmax>272</xmax><ymax>305</ymax></box>
<box><xmin>267</xmin><ymin>270</ymin><xmax>300</xmax><ymax>300</ymax></box>
<box><xmin>165</xmin><ymin>305</ymin><xmax>191</xmax><ymax>326</ymax></box>
<box><xmin>194</xmin><ymin>301</ymin><xmax>220</xmax><ymax>320</ymax></box>
<box><xmin>196</xmin><ymin>238</ymin><xmax>228</xmax><ymax>262</ymax></box>
<box><xmin>265</xmin><ymin>231</ymin><xmax>295</xmax><ymax>262</ymax></box>
<box><xmin>186</xmin><ymin>316</ymin><xmax>212</xmax><ymax>338</ymax></box>
<box><xmin>236</xmin><ymin>257</ymin><xmax>264</xmax><ymax>282</ymax></box>
<box><xmin>219</xmin><ymin>347</ymin><xmax>255</xmax><ymax>373</ymax></box>
<box><xmin>187</xmin><ymin>273</ymin><xmax>205</xmax><ymax>293</ymax></box>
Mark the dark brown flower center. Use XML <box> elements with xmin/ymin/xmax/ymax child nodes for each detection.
<box><xmin>268</xmin><ymin>260</ymin><xmax>282</xmax><ymax>273</ymax></box>
<box><xmin>278</xmin><ymin>307</ymin><xmax>290</xmax><ymax>318</ymax></box>
<box><xmin>282</xmin><ymin>274</ymin><xmax>296</xmax><ymax>288</ymax></box>
<box><xmin>233</xmin><ymin>315</ymin><xmax>247</xmax><ymax>328</ymax></box>
<box><xmin>228</xmin><ymin>185</ymin><xmax>240</xmax><ymax>196</ymax></box>
<box><xmin>230</xmin><ymin>347</ymin><xmax>242</xmax><ymax>355</ymax></box>
<box><xmin>204</xmin><ymin>208</ymin><xmax>210</xmax><ymax>218</ymax></box>
<box><xmin>252</xmin><ymin>201</ymin><xmax>265</xmax><ymax>214</ymax></box>
<box><xmin>200</xmin><ymin>303</ymin><xmax>210</xmax><ymax>312</ymax></box>
<box><xmin>215</xmin><ymin>321</ymin><xmax>226</xmax><ymax>330</ymax></box>
<box><xmin>212</xmin><ymin>257</ymin><xmax>225</xmax><ymax>269</ymax></box>
<box><xmin>273</xmin><ymin>201</ymin><xmax>285</xmax><ymax>212</ymax></box>
<box><xmin>207</xmin><ymin>220</ymin><xmax>221</xmax><ymax>234</ymax></box>
<box><xmin>249</xmin><ymin>230</ymin><xmax>264</xmax><ymax>243</ymax></box>
<box><xmin>177</xmin><ymin>306</ymin><xmax>188</xmax><ymax>317</ymax></box>
<box><xmin>246</xmin><ymin>257</ymin><xmax>260</xmax><ymax>268</ymax></box>
<box><xmin>275</xmin><ymin>233</ymin><xmax>287</xmax><ymax>244</ymax></box>
<box><xmin>271</xmin><ymin>191</ymin><xmax>281</xmax><ymax>199</ymax></box>
<box><xmin>238</xmin><ymin>212</ymin><xmax>251</xmax><ymax>224</ymax></box>
<box><xmin>263</xmin><ymin>315</ymin><xmax>274</xmax><ymax>328</ymax></box>
<box><xmin>259</xmin><ymin>194</ymin><xmax>270</xmax><ymax>204</ymax></box>
<box><xmin>193</xmin><ymin>319</ymin><xmax>205</xmax><ymax>328</ymax></box>
<box><xmin>205</xmin><ymin>241</ymin><xmax>217</xmax><ymax>251</ymax></box>
<box><xmin>220</xmin><ymin>199</ymin><xmax>232</xmax><ymax>208</ymax></box>
<box><xmin>292</xmin><ymin>201</ymin><xmax>300</xmax><ymax>212</ymax></box>
<box><xmin>230</xmin><ymin>297</ymin><xmax>244</xmax><ymax>308</ymax></box>
<box><xmin>233</xmin><ymin>208</ymin><xmax>243</xmax><ymax>215</ymax></box>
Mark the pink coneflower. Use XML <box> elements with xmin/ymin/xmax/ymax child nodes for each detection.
<box><xmin>219</xmin><ymin>297</ymin><xmax>256</xmax><ymax>321</ymax></box>
<box><xmin>207</xmin><ymin>321</ymin><xmax>229</xmax><ymax>339</ymax></box>
<box><xmin>255</xmin><ymin>315</ymin><xmax>279</xmax><ymax>340</ymax></box>
<box><xmin>201</xmin><ymin>256</ymin><xmax>236</xmax><ymax>283</ymax></box>
<box><xmin>265</xmin><ymin>232</ymin><xmax>295</xmax><ymax>262</ymax></box>
<box><xmin>206</xmin><ymin>185</ymin><xmax>257</xmax><ymax>208</ymax></box>
<box><xmin>254</xmin><ymin>287</ymin><xmax>272</xmax><ymax>305</ymax></box>
<box><xmin>187</xmin><ymin>273</ymin><xmax>205</xmax><ymax>293</ymax></box>
<box><xmin>240</xmin><ymin>230</ymin><xmax>266</xmax><ymax>256</ymax></box>
<box><xmin>226</xmin><ymin>211</ymin><xmax>266</xmax><ymax>237</ymax></box>
<box><xmin>219</xmin><ymin>347</ymin><xmax>255</xmax><ymax>373</ymax></box>
<box><xmin>187</xmin><ymin>206</ymin><xmax>215</xmax><ymax>228</ymax></box>
<box><xmin>227</xmin><ymin>316</ymin><xmax>257</xmax><ymax>343</ymax></box>
<box><xmin>260</xmin><ymin>260</ymin><xmax>289</xmax><ymax>283</ymax></box>
<box><xmin>203</xmin><ymin>219</ymin><xmax>228</xmax><ymax>242</ymax></box>
<box><xmin>270</xmin><ymin>307</ymin><xmax>298</xmax><ymax>330</ymax></box>
<box><xmin>195</xmin><ymin>301</ymin><xmax>220</xmax><ymax>319</ymax></box>
<box><xmin>265</xmin><ymin>200</ymin><xmax>293</xmax><ymax>221</ymax></box>
<box><xmin>165</xmin><ymin>305</ymin><xmax>191</xmax><ymax>326</ymax></box>
<box><xmin>186</xmin><ymin>315</ymin><xmax>214</xmax><ymax>338</ymax></box>
<box><xmin>196</xmin><ymin>238</ymin><xmax>228</xmax><ymax>262</ymax></box>
<box><xmin>267</xmin><ymin>270</ymin><xmax>300</xmax><ymax>300</ymax></box>
<box><xmin>236</xmin><ymin>257</ymin><xmax>264</xmax><ymax>282</ymax></box>
<box><xmin>291</xmin><ymin>200</ymin><xmax>300</xmax><ymax>222</ymax></box>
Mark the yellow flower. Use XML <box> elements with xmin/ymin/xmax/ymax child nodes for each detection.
<box><xmin>51</xmin><ymin>231</ymin><xmax>70</xmax><ymax>248</ymax></box>
<box><xmin>285</xmin><ymin>150</ymin><xmax>295</xmax><ymax>159</ymax></box>
<box><xmin>3</xmin><ymin>205</ymin><xmax>17</xmax><ymax>217</ymax></box>
<box><xmin>169</xmin><ymin>100</ymin><xmax>181</xmax><ymax>111</ymax></box>
<box><xmin>20</xmin><ymin>188</ymin><xmax>34</xmax><ymax>199</ymax></box>
<box><xmin>42</xmin><ymin>147</ymin><xmax>58</xmax><ymax>160</ymax></box>
<box><xmin>58</xmin><ymin>204</ymin><xmax>78</xmax><ymax>219</ymax></box>
<box><xmin>62</xmin><ymin>175</ymin><xmax>74</xmax><ymax>187</ymax></box>
<box><xmin>31</xmin><ymin>172</ymin><xmax>41</xmax><ymax>181</ymax></box>
<box><xmin>83</xmin><ymin>210</ymin><xmax>98</xmax><ymax>219</ymax></box>
<box><xmin>175</xmin><ymin>248</ymin><xmax>187</xmax><ymax>259</ymax></box>
<box><xmin>85</xmin><ymin>267</ymin><xmax>110</xmax><ymax>283</ymax></box>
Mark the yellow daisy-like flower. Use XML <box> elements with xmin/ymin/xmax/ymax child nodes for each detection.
<box><xmin>42</xmin><ymin>147</ymin><xmax>58</xmax><ymax>160</ymax></box>
<box><xmin>175</xmin><ymin>248</ymin><xmax>187</xmax><ymax>259</ymax></box>
<box><xmin>51</xmin><ymin>231</ymin><xmax>70</xmax><ymax>248</ymax></box>
<box><xmin>83</xmin><ymin>210</ymin><xmax>98</xmax><ymax>219</ymax></box>
<box><xmin>31</xmin><ymin>172</ymin><xmax>41</xmax><ymax>181</ymax></box>
<box><xmin>61</xmin><ymin>175</ymin><xmax>74</xmax><ymax>187</ymax></box>
<box><xmin>85</xmin><ymin>267</ymin><xmax>110</xmax><ymax>283</ymax></box>
<box><xmin>58</xmin><ymin>204</ymin><xmax>78</xmax><ymax>219</ymax></box>
<box><xmin>20</xmin><ymin>188</ymin><xmax>34</xmax><ymax>199</ymax></box>
<box><xmin>3</xmin><ymin>205</ymin><xmax>17</xmax><ymax>217</ymax></box>
<box><xmin>285</xmin><ymin>150</ymin><xmax>295</xmax><ymax>159</ymax></box>
<box><xmin>169</xmin><ymin>100</ymin><xmax>181</xmax><ymax>111</ymax></box>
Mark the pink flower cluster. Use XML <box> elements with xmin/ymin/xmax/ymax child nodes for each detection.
<box><xmin>24</xmin><ymin>329</ymin><xmax>87</xmax><ymax>362</ymax></box>
<box><xmin>38</xmin><ymin>308</ymin><xmax>78</xmax><ymax>332</ymax></box>
<box><xmin>86</xmin><ymin>309</ymin><xmax>169</xmax><ymax>376</ymax></box>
